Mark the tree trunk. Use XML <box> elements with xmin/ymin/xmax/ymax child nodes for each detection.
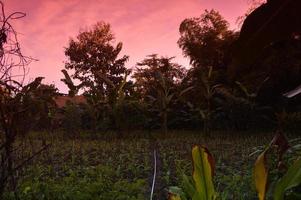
<box><xmin>0</xmin><ymin>131</ymin><xmax>13</xmax><ymax>199</ymax></box>
<box><xmin>162</xmin><ymin>111</ymin><xmax>168</xmax><ymax>135</ymax></box>
<box><xmin>204</xmin><ymin>98</ymin><xmax>212</xmax><ymax>137</ymax></box>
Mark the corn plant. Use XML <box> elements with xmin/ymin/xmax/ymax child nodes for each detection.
<box><xmin>183</xmin><ymin>66</ymin><xmax>222</xmax><ymax>135</ymax></box>
<box><xmin>254</xmin><ymin>132</ymin><xmax>301</xmax><ymax>200</ymax></box>
<box><xmin>168</xmin><ymin>131</ymin><xmax>301</xmax><ymax>200</ymax></box>
<box><xmin>213</xmin><ymin>79</ymin><xmax>273</xmax><ymax>130</ymax></box>
<box><xmin>168</xmin><ymin>146</ymin><xmax>216</xmax><ymax>200</ymax></box>
<box><xmin>147</xmin><ymin>71</ymin><xmax>193</xmax><ymax>134</ymax></box>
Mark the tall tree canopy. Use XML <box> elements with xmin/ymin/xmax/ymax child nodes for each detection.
<box><xmin>133</xmin><ymin>54</ymin><xmax>186</xmax><ymax>99</ymax></box>
<box><xmin>178</xmin><ymin>9</ymin><xmax>238</xmax><ymax>70</ymax></box>
<box><xmin>178</xmin><ymin>10</ymin><xmax>237</xmax><ymax>106</ymax></box>
<box><xmin>133</xmin><ymin>54</ymin><xmax>186</xmax><ymax>133</ymax></box>
<box><xmin>64</xmin><ymin>22</ymin><xmax>129</xmax><ymax>99</ymax></box>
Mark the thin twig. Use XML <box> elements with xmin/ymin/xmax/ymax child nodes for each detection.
<box><xmin>13</xmin><ymin>143</ymin><xmax>51</xmax><ymax>173</ymax></box>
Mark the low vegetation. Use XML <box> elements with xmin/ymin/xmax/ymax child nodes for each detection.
<box><xmin>1</xmin><ymin>0</ymin><xmax>301</xmax><ymax>199</ymax></box>
<box><xmin>3</xmin><ymin>130</ymin><xmax>299</xmax><ymax>199</ymax></box>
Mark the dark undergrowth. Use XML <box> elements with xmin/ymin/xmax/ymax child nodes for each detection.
<box><xmin>3</xmin><ymin>130</ymin><xmax>300</xmax><ymax>200</ymax></box>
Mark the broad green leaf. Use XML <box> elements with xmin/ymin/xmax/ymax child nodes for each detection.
<box><xmin>254</xmin><ymin>149</ymin><xmax>268</xmax><ymax>200</ymax></box>
<box><xmin>168</xmin><ymin>186</ymin><xmax>186</xmax><ymax>200</ymax></box>
<box><xmin>182</xmin><ymin>174</ymin><xmax>196</xmax><ymax>198</ymax></box>
<box><xmin>192</xmin><ymin>146</ymin><xmax>216</xmax><ymax>200</ymax></box>
<box><xmin>253</xmin><ymin>131</ymin><xmax>289</xmax><ymax>200</ymax></box>
<box><xmin>274</xmin><ymin>159</ymin><xmax>301</xmax><ymax>200</ymax></box>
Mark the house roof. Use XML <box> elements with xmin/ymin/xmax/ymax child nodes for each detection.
<box><xmin>283</xmin><ymin>84</ymin><xmax>301</xmax><ymax>98</ymax></box>
<box><xmin>54</xmin><ymin>95</ymin><xmax>87</xmax><ymax>108</ymax></box>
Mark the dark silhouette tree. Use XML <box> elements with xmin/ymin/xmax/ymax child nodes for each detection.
<box><xmin>64</xmin><ymin>22</ymin><xmax>130</xmax><ymax>132</ymax></box>
<box><xmin>61</xmin><ymin>69</ymin><xmax>84</xmax><ymax>97</ymax></box>
<box><xmin>64</xmin><ymin>22</ymin><xmax>129</xmax><ymax>97</ymax></box>
<box><xmin>236</xmin><ymin>0</ymin><xmax>266</xmax><ymax>27</ymax></box>
<box><xmin>229</xmin><ymin>0</ymin><xmax>301</xmax><ymax>105</ymax></box>
<box><xmin>0</xmin><ymin>2</ymin><xmax>52</xmax><ymax>198</ymax></box>
<box><xmin>178</xmin><ymin>9</ymin><xmax>238</xmax><ymax>70</ymax></box>
<box><xmin>177</xmin><ymin>10</ymin><xmax>239</xmax><ymax>134</ymax></box>
<box><xmin>133</xmin><ymin>54</ymin><xmax>185</xmax><ymax>98</ymax></box>
<box><xmin>32</xmin><ymin>83</ymin><xmax>58</xmax><ymax>131</ymax></box>
<box><xmin>178</xmin><ymin>9</ymin><xmax>238</xmax><ymax>108</ymax></box>
<box><xmin>133</xmin><ymin>54</ymin><xmax>186</xmax><ymax>134</ymax></box>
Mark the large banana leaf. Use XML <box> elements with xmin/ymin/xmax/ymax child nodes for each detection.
<box><xmin>182</xmin><ymin>174</ymin><xmax>196</xmax><ymax>198</ymax></box>
<box><xmin>192</xmin><ymin>146</ymin><xmax>216</xmax><ymax>200</ymax></box>
<box><xmin>254</xmin><ymin>132</ymin><xmax>290</xmax><ymax>200</ymax></box>
<box><xmin>274</xmin><ymin>159</ymin><xmax>301</xmax><ymax>200</ymax></box>
<box><xmin>254</xmin><ymin>149</ymin><xmax>268</xmax><ymax>200</ymax></box>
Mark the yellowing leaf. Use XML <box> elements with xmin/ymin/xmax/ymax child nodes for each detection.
<box><xmin>168</xmin><ymin>187</ymin><xmax>185</xmax><ymax>200</ymax></box>
<box><xmin>254</xmin><ymin>149</ymin><xmax>268</xmax><ymax>200</ymax></box>
<box><xmin>192</xmin><ymin>146</ymin><xmax>216</xmax><ymax>200</ymax></box>
<box><xmin>168</xmin><ymin>193</ymin><xmax>182</xmax><ymax>200</ymax></box>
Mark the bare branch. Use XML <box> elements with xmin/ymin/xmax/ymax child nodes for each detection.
<box><xmin>0</xmin><ymin>1</ymin><xmax>34</xmax><ymax>88</ymax></box>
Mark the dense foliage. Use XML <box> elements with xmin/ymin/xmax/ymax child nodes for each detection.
<box><xmin>59</xmin><ymin>7</ymin><xmax>300</xmax><ymax>133</ymax></box>
<box><xmin>1</xmin><ymin>0</ymin><xmax>301</xmax><ymax>199</ymax></box>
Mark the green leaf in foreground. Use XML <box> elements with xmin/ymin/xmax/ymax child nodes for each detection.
<box><xmin>192</xmin><ymin>146</ymin><xmax>216</xmax><ymax>200</ymax></box>
<box><xmin>254</xmin><ymin>149</ymin><xmax>268</xmax><ymax>200</ymax></box>
<box><xmin>274</xmin><ymin>159</ymin><xmax>301</xmax><ymax>200</ymax></box>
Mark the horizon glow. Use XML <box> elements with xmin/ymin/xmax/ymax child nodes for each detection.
<box><xmin>5</xmin><ymin>0</ymin><xmax>249</xmax><ymax>93</ymax></box>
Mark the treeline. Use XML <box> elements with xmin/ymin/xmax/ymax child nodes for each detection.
<box><xmin>32</xmin><ymin>8</ymin><xmax>301</xmax><ymax>135</ymax></box>
<box><xmin>1</xmin><ymin>1</ymin><xmax>301</xmax><ymax>198</ymax></box>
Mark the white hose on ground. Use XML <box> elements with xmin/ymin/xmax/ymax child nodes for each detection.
<box><xmin>150</xmin><ymin>149</ymin><xmax>157</xmax><ymax>200</ymax></box>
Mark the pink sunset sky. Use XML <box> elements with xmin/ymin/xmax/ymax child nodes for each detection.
<box><xmin>6</xmin><ymin>0</ymin><xmax>250</xmax><ymax>93</ymax></box>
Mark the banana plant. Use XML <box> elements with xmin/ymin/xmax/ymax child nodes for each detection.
<box><xmin>147</xmin><ymin>71</ymin><xmax>192</xmax><ymax>134</ymax></box>
<box><xmin>154</xmin><ymin>71</ymin><xmax>174</xmax><ymax>135</ymax></box>
<box><xmin>61</xmin><ymin>69</ymin><xmax>85</xmax><ymax>97</ymax></box>
<box><xmin>254</xmin><ymin>132</ymin><xmax>301</xmax><ymax>200</ymax></box>
<box><xmin>168</xmin><ymin>146</ymin><xmax>216</xmax><ymax>200</ymax></box>
<box><xmin>196</xmin><ymin>66</ymin><xmax>223</xmax><ymax>136</ymax></box>
<box><xmin>0</xmin><ymin>77</ymin><xmax>50</xmax><ymax>198</ymax></box>
<box><xmin>168</xmin><ymin>131</ymin><xmax>301</xmax><ymax>200</ymax></box>
<box><xmin>96</xmin><ymin>71</ymin><xmax>129</xmax><ymax>134</ymax></box>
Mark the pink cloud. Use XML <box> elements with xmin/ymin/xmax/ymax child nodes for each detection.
<box><xmin>5</xmin><ymin>0</ymin><xmax>249</xmax><ymax>92</ymax></box>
